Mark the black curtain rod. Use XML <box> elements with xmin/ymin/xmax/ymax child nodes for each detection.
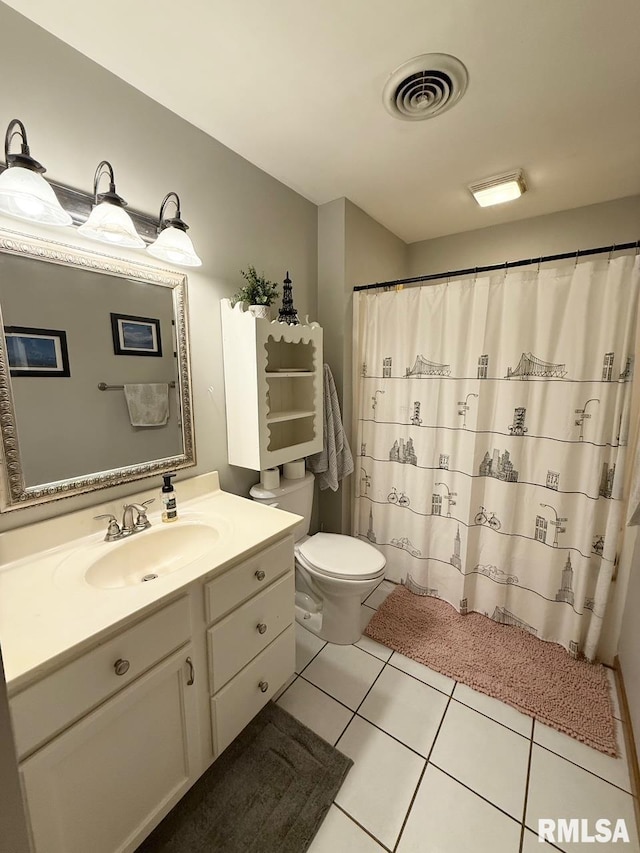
<box><xmin>353</xmin><ymin>240</ymin><xmax>640</xmax><ymax>292</ymax></box>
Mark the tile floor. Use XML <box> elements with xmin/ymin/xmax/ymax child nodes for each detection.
<box><xmin>276</xmin><ymin>580</ymin><xmax>640</xmax><ymax>853</ymax></box>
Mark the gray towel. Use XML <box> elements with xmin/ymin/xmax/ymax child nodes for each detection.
<box><xmin>307</xmin><ymin>364</ymin><xmax>354</xmax><ymax>491</ymax></box>
<box><xmin>123</xmin><ymin>383</ymin><xmax>169</xmax><ymax>427</ymax></box>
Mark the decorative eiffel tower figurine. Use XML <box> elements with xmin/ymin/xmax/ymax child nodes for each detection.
<box><xmin>277</xmin><ymin>271</ymin><xmax>300</xmax><ymax>324</ymax></box>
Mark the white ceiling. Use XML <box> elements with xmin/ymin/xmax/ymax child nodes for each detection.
<box><xmin>4</xmin><ymin>0</ymin><xmax>640</xmax><ymax>243</ymax></box>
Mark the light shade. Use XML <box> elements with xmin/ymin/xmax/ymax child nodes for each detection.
<box><xmin>147</xmin><ymin>192</ymin><xmax>202</xmax><ymax>268</ymax></box>
<box><xmin>469</xmin><ymin>170</ymin><xmax>526</xmax><ymax>208</ymax></box>
<box><xmin>78</xmin><ymin>201</ymin><xmax>145</xmax><ymax>248</ymax></box>
<box><xmin>147</xmin><ymin>225</ymin><xmax>202</xmax><ymax>266</ymax></box>
<box><xmin>0</xmin><ymin>119</ymin><xmax>71</xmax><ymax>226</ymax></box>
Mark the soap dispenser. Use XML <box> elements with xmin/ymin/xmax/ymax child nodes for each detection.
<box><xmin>160</xmin><ymin>473</ymin><xmax>178</xmax><ymax>523</ymax></box>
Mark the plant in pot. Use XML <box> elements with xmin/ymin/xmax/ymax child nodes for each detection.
<box><xmin>232</xmin><ymin>266</ymin><xmax>280</xmax><ymax>319</ymax></box>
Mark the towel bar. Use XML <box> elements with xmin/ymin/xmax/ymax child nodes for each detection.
<box><xmin>98</xmin><ymin>381</ymin><xmax>176</xmax><ymax>391</ymax></box>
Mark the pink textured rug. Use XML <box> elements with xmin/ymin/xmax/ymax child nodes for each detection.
<box><xmin>365</xmin><ymin>585</ymin><xmax>618</xmax><ymax>756</ymax></box>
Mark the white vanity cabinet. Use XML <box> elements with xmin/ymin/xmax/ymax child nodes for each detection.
<box><xmin>205</xmin><ymin>535</ymin><xmax>295</xmax><ymax>754</ymax></box>
<box><xmin>8</xmin><ymin>529</ymin><xmax>296</xmax><ymax>853</ymax></box>
<box><xmin>13</xmin><ymin>596</ymin><xmax>199</xmax><ymax>853</ymax></box>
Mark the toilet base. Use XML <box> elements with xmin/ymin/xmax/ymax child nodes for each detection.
<box><xmin>295</xmin><ymin>590</ymin><xmax>365</xmax><ymax>645</ymax></box>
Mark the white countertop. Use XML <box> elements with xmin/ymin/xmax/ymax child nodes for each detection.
<box><xmin>0</xmin><ymin>473</ymin><xmax>300</xmax><ymax>693</ymax></box>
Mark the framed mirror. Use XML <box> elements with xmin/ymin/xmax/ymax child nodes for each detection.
<box><xmin>0</xmin><ymin>229</ymin><xmax>195</xmax><ymax>511</ymax></box>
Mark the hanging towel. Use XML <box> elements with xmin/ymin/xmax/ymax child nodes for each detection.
<box><xmin>123</xmin><ymin>383</ymin><xmax>169</xmax><ymax>427</ymax></box>
<box><xmin>306</xmin><ymin>364</ymin><xmax>354</xmax><ymax>491</ymax></box>
<box><xmin>628</xmin><ymin>438</ymin><xmax>640</xmax><ymax>526</ymax></box>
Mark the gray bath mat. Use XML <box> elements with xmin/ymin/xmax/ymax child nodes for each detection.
<box><xmin>136</xmin><ymin>702</ymin><xmax>353</xmax><ymax>853</ymax></box>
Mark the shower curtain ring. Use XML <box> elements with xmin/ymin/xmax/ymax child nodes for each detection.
<box><xmin>574</xmin><ymin>249</ymin><xmax>580</xmax><ymax>267</ymax></box>
<box><xmin>608</xmin><ymin>243</ymin><xmax>617</xmax><ymax>263</ymax></box>
<box><xmin>537</xmin><ymin>257</ymin><xmax>542</xmax><ymax>273</ymax></box>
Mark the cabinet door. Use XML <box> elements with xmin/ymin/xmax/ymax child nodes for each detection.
<box><xmin>21</xmin><ymin>646</ymin><xmax>199</xmax><ymax>853</ymax></box>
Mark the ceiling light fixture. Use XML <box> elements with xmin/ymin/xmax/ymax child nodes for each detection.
<box><xmin>147</xmin><ymin>192</ymin><xmax>202</xmax><ymax>267</ymax></box>
<box><xmin>78</xmin><ymin>161</ymin><xmax>145</xmax><ymax>248</ymax></box>
<box><xmin>0</xmin><ymin>119</ymin><xmax>72</xmax><ymax>226</ymax></box>
<box><xmin>469</xmin><ymin>170</ymin><xmax>527</xmax><ymax>207</ymax></box>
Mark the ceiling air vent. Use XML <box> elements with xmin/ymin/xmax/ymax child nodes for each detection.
<box><xmin>382</xmin><ymin>53</ymin><xmax>468</xmax><ymax>121</ymax></box>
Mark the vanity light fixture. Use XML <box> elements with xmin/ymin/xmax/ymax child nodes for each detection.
<box><xmin>147</xmin><ymin>192</ymin><xmax>202</xmax><ymax>267</ymax></box>
<box><xmin>78</xmin><ymin>160</ymin><xmax>145</xmax><ymax>248</ymax></box>
<box><xmin>469</xmin><ymin>169</ymin><xmax>527</xmax><ymax>208</ymax></box>
<box><xmin>0</xmin><ymin>119</ymin><xmax>72</xmax><ymax>226</ymax></box>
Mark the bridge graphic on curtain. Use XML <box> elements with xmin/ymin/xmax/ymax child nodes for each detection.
<box><xmin>506</xmin><ymin>351</ymin><xmax>567</xmax><ymax>379</ymax></box>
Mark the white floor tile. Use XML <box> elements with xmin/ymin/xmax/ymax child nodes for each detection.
<box><xmin>533</xmin><ymin>716</ymin><xmax>630</xmax><ymax>792</ymax></box>
<box><xmin>359</xmin><ymin>665</ymin><xmax>449</xmax><ymax>757</ymax></box>
<box><xmin>355</xmin><ymin>606</ymin><xmax>393</xmax><ymax>661</ymax></box>
<box><xmin>429</xmin><ymin>699</ymin><xmax>529</xmax><ymax>820</ymax></box>
<box><xmin>277</xmin><ymin>677</ymin><xmax>353</xmax><ymax>745</ymax></box>
<box><xmin>335</xmin><ymin>716</ymin><xmax>425</xmax><ymax>849</ymax></box>
<box><xmin>526</xmin><ymin>745</ymin><xmax>640</xmax><ymax>852</ymax></box>
<box><xmin>307</xmin><ymin>805</ymin><xmax>386</xmax><ymax>853</ymax></box>
<box><xmin>388</xmin><ymin>651</ymin><xmax>456</xmax><ymax>696</ymax></box>
<box><xmin>522</xmin><ymin>828</ymin><xmax>563</xmax><ymax>851</ymax></box>
<box><xmin>295</xmin><ymin>621</ymin><xmax>326</xmax><ymax>673</ymax></box>
<box><xmin>363</xmin><ymin>580</ymin><xmax>396</xmax><ymax>610</ymax></box>
<box><xmin>303</xmin><ymin>643</ymin><xmax>385</xmax><ymax>710</ymax></box>
<box><xmin>606</xmin><ymin>667</ymin><xmax>622</xmax><ymax>720</ymax></box>
<box><xmin>396</xmin><ymin>765</ymin><xmax>521</xmax><ymax>853</ymax></box>
<box><xmin>453</xmin><ymin>682</ymin><xmax>533</xmax><ymax>737</ymax></box>
<box><xmin>271</xmin><ymin>673</ymin><xmax>297</xmax><ymax>702</ymax></box>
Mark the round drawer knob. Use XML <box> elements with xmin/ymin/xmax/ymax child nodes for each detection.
<box><xmin>114</xmin><ymin>658</ymin><xmax>130</xmax><ymax>676</ymax></box>
<box><xmin>255</xmin><ymin>570</ymin><xmax>266</xmax><ymax>581</ymax></box>
<box><xmin>257</xmin><ymin>623</ymin><xmax>268</xmax><ymax>635</ymax></box>
<box><xmin>259</xmin><ymin>680</ymin><xmax>269</xmax><ymax>693</ymax></box>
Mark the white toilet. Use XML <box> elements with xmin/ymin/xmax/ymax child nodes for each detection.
<box><xmin>250</xmin><ymin>471</ymin><xmax>386</xmax><ymax>644</ymax></box>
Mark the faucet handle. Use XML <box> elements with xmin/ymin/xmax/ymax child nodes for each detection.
<box><xmin>94</xmin><ymin>514</ymin><xmax>121</xmax><ymax>541</ymax></box>
<box><xmin>133</xmin><ymin>501</ymin><xmax>154</xmax><ymax>530</ymax></box>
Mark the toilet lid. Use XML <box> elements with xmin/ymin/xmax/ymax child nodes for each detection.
<box><xmin>296</xmin><ymin>533</ymin><xmax>386</xmax><ymax>580</ymax></box>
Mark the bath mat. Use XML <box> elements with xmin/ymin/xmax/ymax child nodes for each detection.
<box><xmin>365</xmin><ymin>585</ymin><xmax>618</xmax><ymax>756</ymax></box>
<box><xmin>135</xmin><ymin>702</ymin><xmax>353</xmax><ymax>853</ymax></box>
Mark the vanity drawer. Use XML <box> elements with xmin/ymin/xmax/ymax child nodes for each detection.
<box><xmin>10</xmin><ymin>596</ymin><xmax>191</xmax><ymax>759</ymax></box>
<box><xmin>211</xmin><ymin>624</ymin><xmax>295</xmax><ymax>755</ymax></box>
<box><xmin>207</xmin><ymin>571</ymin><xmax>294</xmax><ymax>693</ymax></box>
<box><xmin>204</xmin><ymin>535</ymin><xmax>293</xmax><ymax>624</ymax></box>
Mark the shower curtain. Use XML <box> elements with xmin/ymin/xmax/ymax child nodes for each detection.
<box><xmin>353</xmin><ymin>255</ymin><xmax>640</xmax><ymax>660</ymax></box>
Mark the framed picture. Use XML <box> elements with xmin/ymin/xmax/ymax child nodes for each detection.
<box><xmin>4</xmin><ymin>326</ymin><xmax>71</xmax><ymax>377</ymax></box>
<box><xmin>110</xmin><ymin>313</ymin><xmax>162</xmax><ymax>357</ymax></box>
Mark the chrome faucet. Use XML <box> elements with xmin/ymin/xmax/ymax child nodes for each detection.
<box><xmin>94</xmin><ymin>499</ymin><xmax>155</xmax><ymax>542</ymax></box>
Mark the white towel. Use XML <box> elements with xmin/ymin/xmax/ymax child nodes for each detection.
<box><xmin>306</xmin><ymin>364</ymin><xmax>354</xmax><ymax>491</ymax></box>
<box><xmin>123</xmin><ymin>383</ymin><xmax>169</xmax><ymax>427</ymax></box>
<box><xmin>628</xmin><ymin>442</ymin><xmax>640</xmax><ymax>526</ymax></box>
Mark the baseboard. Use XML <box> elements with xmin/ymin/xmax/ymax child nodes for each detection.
<box><xmin>614</xmin><ymin>656</ymin><xmax>640</xmax><ymax>832</ymax></box>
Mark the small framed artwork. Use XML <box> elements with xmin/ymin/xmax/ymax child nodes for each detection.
<box><xmin>110</xmin><ymin>313</ymin><xmax>162</xmax><ymax>357</ymax></box>
<box><xmin>4</xmin><ymin>326</ymin><xmax>71</xmax><ymax>377</ymax></box>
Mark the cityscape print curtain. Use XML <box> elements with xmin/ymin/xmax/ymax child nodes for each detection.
<box><xmin>353</xmin><ymin>255</ymin><xmax>640</xmax><ymax>661</ymax></box>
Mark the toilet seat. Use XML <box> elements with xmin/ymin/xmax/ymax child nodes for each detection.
<box><xmin>296</xmin><ymin>533</ymin><xmax>386</xmax><ymax>581</ymax></box>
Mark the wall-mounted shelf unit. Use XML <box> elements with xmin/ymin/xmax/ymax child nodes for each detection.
<box><xmin>220</xmin><ymin>300</ymin><xmax>323</xmax><ymax>470</ymax></box>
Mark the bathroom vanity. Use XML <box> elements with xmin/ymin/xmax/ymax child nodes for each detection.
<box><xmin>0</xmin><ymin>473</ymin><xmax>298</xmax><ymax>853</ymax></box>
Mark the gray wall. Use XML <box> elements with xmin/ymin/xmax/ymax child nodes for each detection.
<box><xmin>317</xmin><ymin>197</ymin><xmax>408</xmax><ymax>534</ymax></box>
<box><xmin>408</xmin><ymin>195</ymin><xmax>640</xmax><ymax>276</ymax></box>
<box><xmin>618</xmin><ymin>538</ymin><xmax>640</xmax><ymax>770</ymax></box>
<box><xmin>0</xmin><ymin>4</ymin><xmax>318</xmax><ymax>529</ymax></box>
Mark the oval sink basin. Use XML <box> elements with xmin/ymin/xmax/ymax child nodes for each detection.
<box><xmin>84</xmin><ymin>522</ymin><xmax>221</xmax><ymax>589</ymax></box>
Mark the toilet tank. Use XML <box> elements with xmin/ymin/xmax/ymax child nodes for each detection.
<box><xmin>249</xmin><ymin>471</ymin><xmax>314</xmax><ymax>541</ymax></box>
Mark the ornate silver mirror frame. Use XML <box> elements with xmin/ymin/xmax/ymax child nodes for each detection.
<box><xmin>0</xmin><ymin>228</ymin><xmax>195</xmax><ymax>511</ymax></box>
